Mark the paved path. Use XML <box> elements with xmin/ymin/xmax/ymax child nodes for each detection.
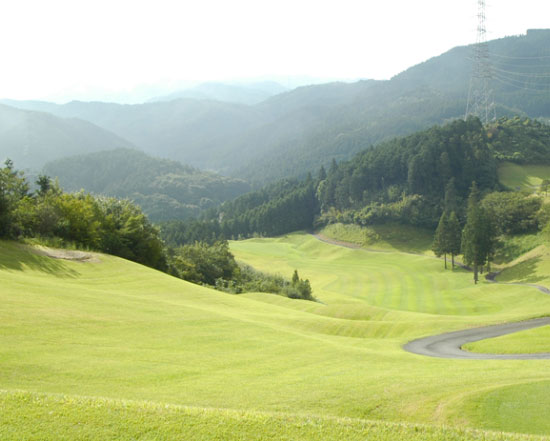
<box><xmin>311</xmin><ymin>233</ymin><xmax>550</xmax><ymax>360</ymax></box>
<box><xmin>403</xmin><ymin>317</ymin><xmax>550</xmax><ymax>359</ymax></box>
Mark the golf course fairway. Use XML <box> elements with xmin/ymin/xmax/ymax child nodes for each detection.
<box><xmin>2</xmin><ymin>234</ymin><xmax>550</xmax><ymax>438</ymax></box>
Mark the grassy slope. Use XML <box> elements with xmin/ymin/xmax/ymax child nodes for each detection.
<box><xmin>319</xmin><ymin>223</ymin><xmax>434</xmax><ymax>254</ymax></box>
<box><xmin>464</xmin><ymin>326</ymin><xmax>550</xmax><ymax>354</ymax></box>
<box><xmin>498</xmin><ymin>162</ymin><xmax>550</xmax><ymax>192</ymax></box>
<box><xmin>2</xmin><ymin>237</ymin><xmax>550</xmax><ymax>438</ymax></box>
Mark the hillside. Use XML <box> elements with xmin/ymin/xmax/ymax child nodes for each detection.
<box><xmin>149</xmin><ymin>81</ymin><xmax>288</xmax><ymax>105</ymax></box>
<box><xmin>0</xmin><ymin>104</ymin><xmax>133</xmax><ymax>171</ymax></box>
<box><xmin>3</xmin><ymin>234</ymin><xmax>550</xmax><ymax>438</ymax></box>
<box><xmin>4</xmin><ymin>30</ymin><xmax>550</xmax><ymax>184</ymax></box>
<box><xmin>43</xmin><ymin>149</ymin><xmax>251</xmax><ymax>221</ymax></box>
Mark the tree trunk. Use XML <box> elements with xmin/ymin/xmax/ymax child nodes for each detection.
<box><xmin>444</xmin><ymin>253</ymin><xmax>447</xmax><ymax>269</ymax></box>
<box><xmin>474</xmin><ymin>265</ymin><xmax>478</xmax><ymax>284</ymax></box>
<box><xmin>451</xmin><ymin>254</ymin><xmax>455</xmax><ymax>270</ymax></box>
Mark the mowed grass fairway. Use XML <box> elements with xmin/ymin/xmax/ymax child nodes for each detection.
<box><xmin>2</xmin><ymin>236</ymin><xmax>550</xmax><ymax>439</ymax></box>
<box><xmin>498</xmin><ymin>162</ymin><xmax>550</xmax><ymax>192</ymax></box>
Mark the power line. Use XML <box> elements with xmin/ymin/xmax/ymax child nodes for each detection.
<box><xmin>465</xmin><ymin>0</ymin><xmax>495</xmax><ymax>124</ymax></box>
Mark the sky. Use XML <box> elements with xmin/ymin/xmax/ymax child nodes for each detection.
<box><xmin>0</xmin><ymin>0</ymin><xmax>548</xmax><ymax>103</ymax></box>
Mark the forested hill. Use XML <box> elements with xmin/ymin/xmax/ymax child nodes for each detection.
<box><xmin>4</xmin><ymin>30</ymin><xmax>550</xmax><ymax>185</ymax></box>
<box><xmin>0</xmin><ymin>104</ymin><xmax>133</xmax><ymax>171</ymax></box>
<box><xmin>164</xmin><ymin>117</ymin><xmax>550</xmax><ymax>244</ymax></box>
<box><xmin>43</xmin><ymin>149</ymin><xmax>250</xmax><ymax>221</ymax></box>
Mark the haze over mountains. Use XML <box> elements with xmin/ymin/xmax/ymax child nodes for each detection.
<box><xmin>148</xmin><ymin>81</ymin><xmax>289</xmax><ymax>105</ymax></box>
<box><xmin>1</xmin><ymin>29</ymin><xmax>549</xmax><ymax>187</ymax></box>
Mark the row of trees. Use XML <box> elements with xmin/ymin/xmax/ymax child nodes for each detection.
<box><xmin>1</xmin><ymin>159</ymin><xmax>316</xmax><ymax>300</ymax></box>
<box><xmin>433</xmin><ymin>182</ymin><xmax>498</xmax><ymax>283</ymax></box>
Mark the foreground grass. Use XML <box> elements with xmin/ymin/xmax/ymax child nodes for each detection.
<box><xmin>498</xmin><ymin>162</ymin><xmax>550</xmax><ymax>193</ymax></box>
<box><xmin>3</xmin><ymin>236</ymin><xmax>550</xmax><ymax>437</ymax></box>
<box><xmin>3</xmin><ymin>390</ymin><xmax>546</xmax><ymax>441</ymax></box>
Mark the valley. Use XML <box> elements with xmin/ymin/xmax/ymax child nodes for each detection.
<box><xmin>2</xmin><ymin>16</ymin><xmax>550</xmax><ymax>439</ymax></box>
<box><xmin>3</xmin><ymin>231</ymin><xmax>550</xmax><ymax>438</ymax></box>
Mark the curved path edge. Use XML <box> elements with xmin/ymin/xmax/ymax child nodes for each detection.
<box><xmin>310</xmin><ymin>233</ymin><xmax>550</xmax><ymax>360</ymax></box>
<box><xmin>403</xmin><ymin>317</ymin><xmax>550</xmax><ymax>359</ymax></box>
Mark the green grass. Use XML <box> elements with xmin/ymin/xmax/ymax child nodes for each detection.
<box><xmin>464</xmin><ymin>326</ymin><xmax>550</xmax><ymax>355</ymax></box>
<box><xmin>496</xmin><ymin>244</ymin><xmax>550</xmax><ymax>287</ymax></box>
<box><xmin>3</xmin><ymin>236</ymin><xmax>550</xmax><ymax>438</ymax></box>
<box><xmin>319</xmin><ymin>222</ymin><xmax>434</xmax><ymax>253</ymax></box>
<box><xmin>498</xmin><ymin>162</ymin><xmax>550</xmax><ymax>193</ymax></box>
<box><xmin>2</xmin><ymin>390</ymin><xmax>544</xmax><ymax>441</ymax></box>
<box><xmin>493</xmin><ymin>232</ymin><xmax>545</xmax><ymax>264</ymax></box>
<box><xmin>462</xmin><ymin>381</ymin><xmax>550</xmax><ymax>436</ymax></box>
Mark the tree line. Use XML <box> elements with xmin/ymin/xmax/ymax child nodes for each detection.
<box><xmin>0</xmin><ymin>160</ymin><xmax>315</xmax><ymax>300</ymax></box>
<box><xmin>164</xmin><ymin>116</ymin><xmax>549</xmax><ymax>246</ymax></box>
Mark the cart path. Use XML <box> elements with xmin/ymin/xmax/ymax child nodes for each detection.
<box><xmin>311</xmin><ymin>233</ymin><xmax>550</xmax><ymax>359</ymax></box>
<box><xmin>403</xmin><ymin>317</ymin><xmax>550</xmax><ymax>359</ymax></box>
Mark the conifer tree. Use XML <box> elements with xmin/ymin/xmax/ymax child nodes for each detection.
<box><xmin>447</xmin><ymin>211</ymin><xmax>462</xmax><ymax>270</ymax></box>
<box><xmin>432</xmin><ymin>211</ymin><xmax>449</xmax><ymax>268</ymax></box>
<box><xmin>461</xmin><ymin>182</ymin><xmax>491</xmax><ymax>283</ymax></box>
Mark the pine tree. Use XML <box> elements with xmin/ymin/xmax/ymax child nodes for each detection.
<box><xmin>432</xmin><ymin>211</ymin><xmax>449</xmax><ymax>268</ymax></box>
<box><xmin>461</xmin><ymin>182</ymin><xmax>489</xmax><ymax>284</ymax></box>
<box><xmin>292</xmin><ymin>270</ymin><xmax>300</xmax><ymax>286</ymax></box>
<box><xmin>447</xmin><ymin>211</ymin><xmax>462</xmax><ymax>270</ymax></box>
<box><xmin>444</xmin><ymin>178</ymin><xmax>458</xmax><ymax>214</ymax></box>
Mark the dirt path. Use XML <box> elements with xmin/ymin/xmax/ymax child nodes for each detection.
<box><xmin>311</xmin><ymin>233</ymin><xmax>550</xmax><ymax>359</ymax></box>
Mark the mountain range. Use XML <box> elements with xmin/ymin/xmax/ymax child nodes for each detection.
<box><xmin>1</xmin><ymin>29</ymin><xmax>549</xmax><ymax>186</ymax></box>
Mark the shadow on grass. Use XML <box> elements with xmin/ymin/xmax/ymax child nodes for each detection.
<box><xmin>497</xmin><ymin>256</ymin><xmax>546</xmax><ymax>285</ymax></box>
<box><xmin>369</xmin><ymin>224</ymin><xmax>433</xmax><ymax>254</ymax></box>
<box><xmin>0</xmin><ymin>244</ymin><xmax>80</xmax><ymax>278</ymax></box>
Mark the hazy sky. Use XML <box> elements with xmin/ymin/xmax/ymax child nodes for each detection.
<box><xmin>0</xmin><ymin>0</ymin><xmax>548</xmax><ymax>103</ymax></box>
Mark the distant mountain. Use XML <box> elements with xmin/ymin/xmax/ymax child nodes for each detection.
<box><xmin>0</xmin><ymin>104</ymin><xmax>133</xmax><ymax>171</ymax></box>
<box><xmin>5</xmin><ymin>30</ymin><xmax>550</xmax><ymax>184</ymax></box>
<box><xmin>43</xmin><ymin>148</ymin><xmax>251</xmax><ymax>221</ymax></box>
<box><xmin>149</xmin><ymin>81</ymin><xmax>288</xmax><ymax>105</ymax></box>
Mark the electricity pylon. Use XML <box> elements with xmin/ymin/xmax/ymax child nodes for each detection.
<box><xmin>465</xmin><ymin>0</ymin><xmax>496</xmax><ymax>124</ymax></box>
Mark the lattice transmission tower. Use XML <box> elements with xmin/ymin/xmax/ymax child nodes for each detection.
<box><xmin>465</xmin><ymin>0</ymin><xmax>496</xmax><ymax>124</ymax></box>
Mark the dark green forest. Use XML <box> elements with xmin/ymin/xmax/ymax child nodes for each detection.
<box><xmin>43</xmin><ymin>149</ymin><xmax>250</xmax><ymax>221</ymax></box>
<box><xmin>161</xmin><ymin>116</ymin><xmax>550</xmax><ymax>246</ymax></box>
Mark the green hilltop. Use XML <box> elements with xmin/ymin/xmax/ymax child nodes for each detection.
<box><xmin>43</xmin><ymin>148</ymin><xmax>250</xmax><ymax>221</ymax></box>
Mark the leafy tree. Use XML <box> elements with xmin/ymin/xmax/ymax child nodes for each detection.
<box><xmin>481</xmin><ymin>192</ymin><xmax>541</xmax><ymax>235</ymax></box>
<box><xmin>35</xmin><ymin>175</ymin><xmax>52</xmax><ymax>196</ymax></box>
<box><xmin>540</xmin><ymin>179</ymin><xmax>550</xmax><ymax>197</ymax></box>
<box><xmin>0</xmin><ymin>159</ymin><xmax>29</xmax><ymax>237</ymax></box>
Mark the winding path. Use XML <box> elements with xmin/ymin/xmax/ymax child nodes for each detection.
<box><xmin>403</xmin><ymin>317</ymin><xmax>550</xmax><ymax>359</ymax></box>
<box><xmin>311</xmin><ymin>233</ymin><xmax>550</xmax><ymax>360</ymax></box>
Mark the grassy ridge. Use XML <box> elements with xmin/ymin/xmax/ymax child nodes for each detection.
<box><xmin>3</xmin><ymin>236</ymin><xmax>550</xmax><ymax>436</ymax></box>
<box><xmin>319</xmin><ymin>223</ymin><xmax>434</xmax><ymax>254</ymax></box>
